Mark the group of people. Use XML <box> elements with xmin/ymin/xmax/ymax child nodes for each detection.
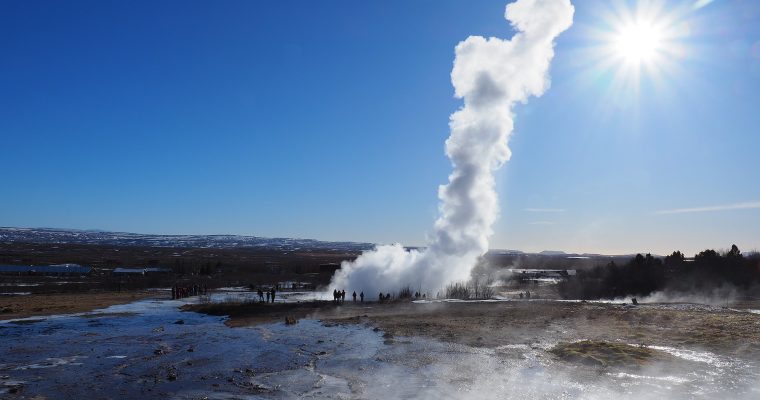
<box><xmin>257</xmin><ymin>287</ymin><xmax>277</xmax><ymax>303</ymax></box>
<box><xmin>333</xmin><ymin>289</ymin><xmax>364</xmax><ymax>303</ymax></box>
<box><xmin>172</xmin><ymin>283</ymin><xmax>206</xmax><ymax>300</ymax></box>
<box><xmin>518</xmin><ymin>291</ymin><xmax>531</xmax><ymax>299</ymax></box>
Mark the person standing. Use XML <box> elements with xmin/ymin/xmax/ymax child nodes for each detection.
<box><xmin>360</xmin><ymin>292</ymin><xmax>364</xmax><ymax>302</ymax></box>
<box><xmin>271</xmin><ymin>287</ymin><xmax>276</xmax><ymax>303</ymax></box>
<box><xmin>352</xmin><ymin>291</ymin><xmax>357</xmax><ymax>302</ymax></box>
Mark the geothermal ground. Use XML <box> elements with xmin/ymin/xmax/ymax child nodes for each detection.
<box><xmin>1</xmin><ymin>288</ymin><xmax>759</xmax><ymax>399</ymax></box>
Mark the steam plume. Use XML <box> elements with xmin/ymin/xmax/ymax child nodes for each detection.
<box><xmin>331</xmin><ymin>0</ymin><xmax>574</xmax><ymax>298</ymax></box>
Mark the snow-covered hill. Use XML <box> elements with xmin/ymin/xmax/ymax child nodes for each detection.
<box><xmin>0</xmin><ymin>227</ymin><xmax>374</xmax><ymax>253</ymax></box>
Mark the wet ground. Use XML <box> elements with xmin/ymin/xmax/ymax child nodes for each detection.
<box><xmin>1</xmin><ymin>294</ymin><xmax>759</xmax><ymax>399</ymax></box>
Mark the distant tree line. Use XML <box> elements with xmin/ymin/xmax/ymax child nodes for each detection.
<box><xmin>558</xmin><ymin>245</ymin><xmax>760</xmax><ymax>299</ymax></box>
<box><xmin>171</xmin><ymin>259</ymin><xmax>220</xmax><ymax>276</ymax></box>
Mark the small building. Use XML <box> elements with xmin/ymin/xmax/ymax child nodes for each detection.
<box><xmin>144</xmin><ymin>267</ymin><xmax>171</xmax><ymax>275</ymax></box>
<box><xmin>112</xmin><ymin>268</ymin><xmax>147</xmax><ymax>276</ymax></box>
<box><xmin>508</xmin><ymin>269</ymin><xmax>576</xmax><ymax>280</ymax></box>
<box><xmin>112</xmin><ymin>267</ymin><xmax>171</xmax><ymax>276</ymax></box>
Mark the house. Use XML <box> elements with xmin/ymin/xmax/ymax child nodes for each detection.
<box><xmin>112</xmin><ymin>268</ymin><xmax>146</xmax><ymax>276</ymax></box>
<box><xmin>143</xmin><ymin>267</ymin><xmax>171</xmax><ymax>275</ymax></box>
<box><xmin>112</xmin><ymin>267</ymin><xmax>171</xmax><ymax>276</ymax></box>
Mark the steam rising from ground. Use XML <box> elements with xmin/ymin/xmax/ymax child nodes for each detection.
<box><xmin>624</xmin><ymin>285</ymin><xmax>744</xmax><ymax>306</ymax></box>
<box><xmin>331</xmin><ymin>0</ymin><xmax>574</xmax><ymax>297</ymax></box>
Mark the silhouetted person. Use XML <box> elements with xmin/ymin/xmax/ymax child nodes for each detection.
<box><xmin>360</xmin><ymin>291</ymin><xmax>364</xmax><ymax>302</ymax></box>
<box><xmin>271</xmin><ymin>287</ymin><xmax>276</xmax><ymax>303</ymax></box>
<box><xmin>266</xmin><ymin>291</ymin><xmax>270</xmax><ymax>303</ymax></box>
<box><xmin>352</xmin><ymin>291</ymin><xmax>357</xmax><ymax>302</ymax></box>
<box><xmin>258</xmin><ymin>288</ymin><xmax>264</xmax><ymax>302</ymax></box>
<box><xmin>526</xmin><ymin>290</ymin><xmax>531</xmax><ymax>299</ymax></box>
<box><xmin>341</xmin><ymin>289</ymin><xmax>346</xmax><ymax>303</ymax></box>
<box><xmin>379</xmin><ymin>292</ymin><xmax>383</xmax><ymax>302</ymax></box>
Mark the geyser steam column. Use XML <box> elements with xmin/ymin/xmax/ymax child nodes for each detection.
<box><xmin>331</xmin><ymin>0</ymin><xmax>574</xmax><ymax>298</ymax></box>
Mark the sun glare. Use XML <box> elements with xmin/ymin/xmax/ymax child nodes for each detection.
<box><xmin>581</xmin><ymin>0</ymin><xmax>693</xmax><ymax>102</ymax></box>
<box><xmin>614</xmin><ymin>22</ymin><xmax>663</xmax><ymax>64</ymax></box>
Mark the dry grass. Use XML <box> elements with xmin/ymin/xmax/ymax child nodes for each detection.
<box><xmin>0</xmin><ymin>290</ymin><xmax>156</xmax><ymax>320</ymax></box>
<box><xmin>550</xmin><ymin>340</ymin><xmax>665</xmax><ymax>367</ymax></box>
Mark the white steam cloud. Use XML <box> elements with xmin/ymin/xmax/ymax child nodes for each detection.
<box><xmin>331</xmin><ymin>0</ymin><xmax>574</xmax><ymax>298</ymax></box>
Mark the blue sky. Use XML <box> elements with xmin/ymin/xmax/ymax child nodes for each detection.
<box><xmin>2</xmin><ymin>0</ymin><xmax>759</xmax><ymax>255</ymax></box>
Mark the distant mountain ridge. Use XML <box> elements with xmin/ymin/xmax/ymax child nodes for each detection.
<box><xmin>0</xmin><ymin>227</ymin><xmax>375</xmax><ymax>253</ymax></box>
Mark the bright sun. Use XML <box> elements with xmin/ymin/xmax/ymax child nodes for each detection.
<box><xmin>584</xmin><ymin>1</ymin><xmax>692</xmax><ymax>105</ymax></box>
<box><xmin>614</xmin><ymin>22</ymin><xmax>664</xmax><ymax>64</ymax></box>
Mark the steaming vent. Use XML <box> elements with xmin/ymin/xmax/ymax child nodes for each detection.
<box><xmin>331</xmin><ymin>0</ymin><xmax>575</xmax><ymax>297</ymax></box>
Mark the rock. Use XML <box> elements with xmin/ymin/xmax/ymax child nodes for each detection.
<box><xmin>174</xmin><ymin>320</ymin><xmax>185</xmax><ymax>325</ymax></box>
